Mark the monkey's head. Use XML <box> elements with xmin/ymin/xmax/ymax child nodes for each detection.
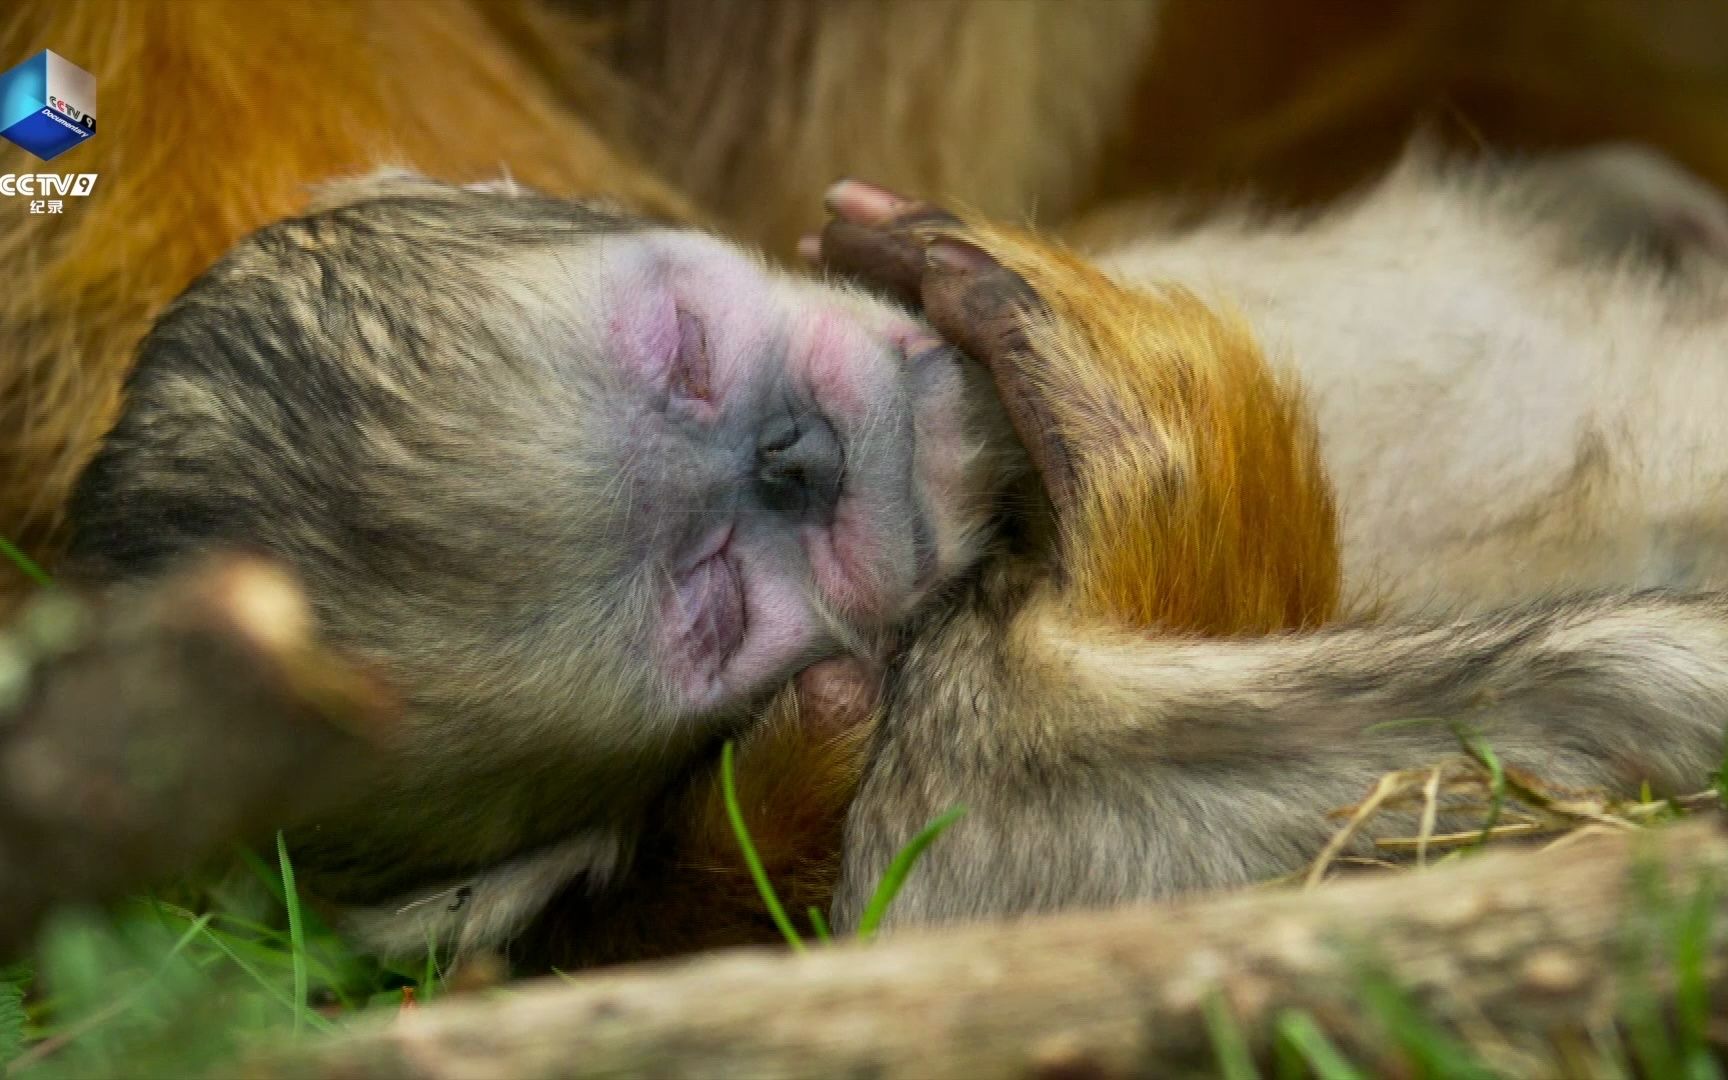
<box><xmin>69</xmin><ymin>172</ymin><xmax>1010</xmax><ymax>878</ymax></box>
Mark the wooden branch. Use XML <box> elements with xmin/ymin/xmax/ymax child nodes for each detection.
<box><xmin>0</xmin><ymin>554</ymin><xmax>393</xmax><ymax>956</ymax></box>
<box><xmin>248</xmin><ymin>817</ymin><xmax>1728</xmax><ymax>1078</ymax></box>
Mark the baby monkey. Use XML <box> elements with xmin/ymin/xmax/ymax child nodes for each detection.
<box><xmin>69</xmin><ymin>150</ymin><xmax>1728</xmax><ymax>959</ymax></box>
<box><xmin>70</xmin><ymin>172</ymin><xmax>1017</xmax><ymax>954</ymax></box>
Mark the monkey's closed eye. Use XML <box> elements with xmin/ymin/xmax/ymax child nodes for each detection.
<box><xmin>672</xmin><ymin>308</ymin><xmax>713</xmax><ymax>402</ymax></box>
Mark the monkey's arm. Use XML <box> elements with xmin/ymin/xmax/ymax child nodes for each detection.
<box><xmin>820</xmin><ymin>186</ymin><xmax>1339</xmax><ymax>636</ymax></box>
<box><xmin>836</xmin><ymin>579</ymin><xmax>1728</xmax><ymax>931</ymax></box>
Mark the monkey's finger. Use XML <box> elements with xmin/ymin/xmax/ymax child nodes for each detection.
<box><xmin>817</xmin><ymin>218</ymin><xmax>928</xmax><ymax>307</ymax></box>
<box><xmin>921</xmin><ymin>239</ymin><xmax>1080</xmax><ymax>516</ymax></box>
<box><xmin>815</xmin><ymin>207</ymin><xmax>966</xmax><ymax>306</ymax></box>
<box><xmin>816</xmin><ymin>182</ymin><xmax>964</xmax><ymax>302</ymax></box>
<box><xmin>823</xmin><ymin>180</ymin><xmax>958</xmax><ymax>231</ymax></box>
<box><xmin>824</xmin><ymin>179</ymin><xmax>910</xmax><ymax>224</ymax></box>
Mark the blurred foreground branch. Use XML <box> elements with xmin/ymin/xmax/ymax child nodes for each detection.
<box><xmin>251</xmin><ymin>817</ymin><xmax>1728</xmax><ymax>1078</ymax></box>
<box><xmin>0</xmin><ymin>555</ymin><xmax>392</xmax><ymax>956</ymax></box>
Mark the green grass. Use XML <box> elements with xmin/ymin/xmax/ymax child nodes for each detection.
<box><xmin>2</xmin><ymin>743</ymin><xmax>971</xmax><ymax>1073</ymax></box>
<box><xmin>718</xmin><ymin>737</ymin><xmax>968</xmax><ymax>949</ymax></box>
<box><xmin>1620</xmin><ymin>852</ymin><xmax>1722</xmax><ymax>1080</ymax></box>
<box><xmin>1349</xmin><ymin>966</ymin><xmax>1497</xmax><ymax>1079</ymax></box>
<box><xmin>719</xmin><ymin>741</ymin><xmax>807</xmax><ymax>952</ymax></box>
<box><xmin>1273</xmin><ymin>1011</ymin><xmax>1365</xmax><ymax>1080</ymax></box>
<box><xmin>1</xmin><ymin>843</ymin><xmax>434</xmax><ymax>1076</ymax></box>
<box><xmin>0</xmin><ymin>535</ymin><xmax>49</xmax><ymax>588</ymax></box>
<box><xmin>1200</xmin><ymin>854</ymin><xmax>1726</xmax><ymax>1079</ymax></box>
<box><xmin>853</xmin><ymin>805</ymin><xmax>967</xmax><ymax>941</ymax></box>
<box><xmin>1205</xmin><ymin>991</ymin><xmax>1259</xmax><ymax>1080</ymax></box>
<box><xmin>276</xmin><ymin>831</ymin><xmax>310</xmax><ymax>1037</ymax></box>
<box><xmin>1456</xmin><ymin>730</ymin><xmax>1508</xmax><ymax>851</ymax></box>
<box><xmin>5</xmin><ymin>732</ymin><xmax>1724</xmax><ymax>1076</ymax></box>
<box><xmin>806</xmin><ymin>907</ymin><xmax>833</xmax><ymax>943</ymax></box>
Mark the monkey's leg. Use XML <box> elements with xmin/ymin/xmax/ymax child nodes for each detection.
<box><xmin>340</xmin><ymin>830</ymin><xmax>631</xmax><ymax>960</ymax></box>
<box><xmin>836</xmin><ymin>581</ymin><xmax>1728</xmax><ymax>931</ymax></box>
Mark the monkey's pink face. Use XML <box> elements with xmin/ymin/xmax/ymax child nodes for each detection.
<box><xmin>529</xmin><ymin>230</ymin><xmax>1003</xmax><ymax>716</ymax></box>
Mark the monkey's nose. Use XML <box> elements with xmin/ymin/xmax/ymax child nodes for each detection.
<box><xmin>756</xmin><ymin>411</ymin><xmax>844</xmax><ymax>524</ymax></box>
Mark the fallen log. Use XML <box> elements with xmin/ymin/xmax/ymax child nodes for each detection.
<box><xmin>250</xmin><ymin>815</ymin><xmax>1728</xmax><ymax>1079</ymax></box>
<box><xmin>0</xmin><ymin>554</ymin><xmax>393</xmax><ymax>956</ymax></box>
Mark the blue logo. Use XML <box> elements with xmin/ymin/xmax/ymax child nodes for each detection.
<box><xmin>0</xmin><ymin>50</ymin><xmax>96</xmax><ymax>161</ymax></box>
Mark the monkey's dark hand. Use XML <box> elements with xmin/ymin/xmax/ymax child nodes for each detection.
<box><xmin>812</xmin><ymin>179</ymin><xmax>1338</xmax><ymax>636</ymax></box>
<box><xmin>811</xmin><ymin>181</ymin><xmax>1081</xmax><ymax>520</ymax></box>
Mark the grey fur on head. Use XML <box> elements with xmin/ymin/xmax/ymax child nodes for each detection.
<box><xmin>71</xmin><ymin>175</ymin><xmax>688</xmax><ymax>908</ymax></box>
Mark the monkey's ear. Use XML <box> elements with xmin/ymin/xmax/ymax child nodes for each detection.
<box><xmin>305</xmin><ymin>166</ymin><xmax>462</xmax><ymax>212</ymax></box>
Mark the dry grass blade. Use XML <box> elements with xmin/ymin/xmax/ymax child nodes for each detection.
<box><xmin>1309</xmin><ymin>738</ymin><xmax>1722</xmax><ymax>886</ymax></box>
<box><xmin>1538</xmin><ymin>824</ymin><xmax>1629</xmax><ymax>856</ymax></box>
<box><xmin>1305</xmin><ymin>768</ymin><xmax>1415</xmax><ymax>888</ymax></box>
<box><xmin>1416</xmin><ymin>762</ymin><xmax>1443</xmax><ymax>869</ymax></box>
<box><xmin>1377</xmin><ymin>822</ymin><xmax>1550</xmax><ymax>852</ymax></box>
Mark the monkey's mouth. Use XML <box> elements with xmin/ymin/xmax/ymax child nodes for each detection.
<box><xmin>799</xmin><ymin>460</ymin><xmax>942</xmax><ymax>623</ymax></box>
<box><xmin>676</xmin><ymin>532</ymin><xmax>748</xmax><ymax>677</ymax></box>
<box><xmin>803</xmin><ymin>502</ymin><xmax>904</xmax><ymax>622</ymax></box>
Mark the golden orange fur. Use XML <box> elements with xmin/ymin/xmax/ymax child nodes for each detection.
<box><xmin>944</xmin><ymin>223</ymin><xmax>1340</xmax><ymax>634</ymax></box>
